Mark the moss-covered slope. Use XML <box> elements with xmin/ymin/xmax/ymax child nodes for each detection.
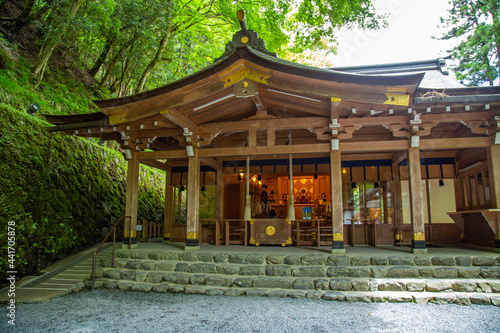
<box><xmin>0</xmin><ymin>101</ymin><xmax>165</xmax><ymax>280</ymax></box>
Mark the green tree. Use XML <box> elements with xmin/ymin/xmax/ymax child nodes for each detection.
<box><xmin>439</xmin><ymin>0</ymin><xmax>500</xmax><ymax>86</ymax></box>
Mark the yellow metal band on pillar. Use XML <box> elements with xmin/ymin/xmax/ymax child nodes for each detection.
<box><xmin>187</xmin><ymin>232</ymin><xmax>198</xmax><ymax>240</ymax></box>
<box><xmin>331</xmin><ymin>97</ymin><xmax>341</xmax><ymax>102</ymax></box>
<box><xmin>249</xmin><ymin>237</ymin><xmax>255</xmax><ymax>244</ymax></box>
<box><xmin>413</xmin><ymin>232</ymin><xmax>425</xmax><ymax>241</ymax></box>
<box><xmin>395</xmin><ymin>234</ymin><xmax>400</xmax><ymax>240</ymax></box>
<box><xmin>255</xmin><ymin>242</ymin><xmax>260</xmax><ymax>246</ymax></box>
<box><xmin>332</xmin><ymin>233</ymin><xmax>343</xmax><ymax>241</ymax></box>
<box><xmin>495</xmin><ymin>232</ymin><xmax>500</xmax><ymax>240</ymax></box>
<box><xmin>286</xmin><ymin>219</ymin><xmax>291</xmax><ymax>224</ymax></box>
<box><xmin>384</xmin><ymin>94</ymin><xmax>409</xmax><ymax>106</ymax></box>
<box><xmin>221</xmin><ymin>67</ymin><xmax>270</xmax><ymax>88</ymax></box>
<box><xmin>286</xmin><ymin>237</ymin><xmax>292</xmax><ymax>245</ymax></box>
<box><xmin>250</xmin><ymin>219</ymin><xmax>255</xmax><ymax>225</ymax></box>
<box><xmin>164</xmin><ymin>233</ymin><xmax>170</xmax><ymax>238</ymax></box>
<box><xmin>124</xmin><ymin>231</ymin><xmax>137</xmax><ymax>238</ymax></box>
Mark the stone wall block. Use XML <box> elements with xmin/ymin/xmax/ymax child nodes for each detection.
<box><xmin>349</xmin><ymin>268</ymin><xmax>370</xmax><ymax>277</ymax></box>
<box><xmin>352</xmin><ymin>280</ymin><xmax>370</xmax><ymax>291</ymax></box>
<box><xmin>455</xmin><ymin>257</ymin><xmax>472</xmax><ymax>266</ymax></box>
<box><xmin>205</xmin><ymin>276</ymin><xmax>234</xmax><ymax>287</ymax></box>
<box><xmin>145</xmin><ymin>272</ymin><xmax>165</xmax><ymax>283</ymax></box>
<box><xmin>266</xmin><ymin>255</ymin><xmax>285</xmax><ymax>265</ymax></box>
<box><xmin>302</xmin><ymin>254</ymin><xmax>327</xmax><ymax>266</ymax></box>
<box><xmin>216</xmin><ymin>264</ymin><xmax>240</xmax><ymax>275</ymax></box>
<box><xmin>326</xmin><ymin>256</ymin><xmax>350</xmax><ymax>266</ymax></box>
<box><xmin>327</xmin><ymin>267</ymin><xmax>350</xmax><ymax>277</ymax></box>
<box><xmin>458</xmin><ymin>268</ymin><xmax>481</xmax><ymax>278</ymax></box>
<box><xmin>213</xmin><ymin>253</ymin><xmax>228</xmax><ymax>263</ymax></box>
<box><xmin>431</xmin><ymin>256</ymin><xmax>456</xmax><ymax>266</ymax></box>
<box><xmin>479</xmin><ymin>267</ymin><xmax>500</xmax><ymax>279</ymax></box>
<box><xmin>377</xmin><ymin>281</ymin><xmax>405</xmax><ymax>292</ymax></box>
<box><xmin>329</xmin><ymin>278</ymin><xmax>352</xmax><ymax>291</ymax></box>
<box><xmin>387</xmin><ymin>267</ymin><xmax>419</xmax><ymax>278</ymax></box>
<box><xmin>433</xmin><ymin>267</ymin><xmax>458</xmax><ymax>279</ymax></box>
<box><xmin>426</xmin><ymin>280</ymin><xmax>453</xmax><ymax>292</ymax></box>
<box><xmin>155</xmin><ymin>262</ymin><xmax>176</xmax><ymax>271</ymax></box>
<box><xmin>120</xmin><ymin>270</ymin><xmax>136</xmax><ymax>281</ymax></box>
<box><xmin>238</xmin><ymin>265</ymin><xmax>266</xmax><ymax>275</ymax></box>
<box><xmin>293</xmin><ymin>279</ymin><xmax>315</xmax><ymax>290</ymax></box>
<box><xmin>413</xmin><ymin>257</ymin><xmax>431</xmax><ymax>266</ymax></box>
<box><xmin>163</xmin><ymin>272</ymin><xmax>190</xmax><ymax>284</ymax></box>
<box><xmin>323</xmin><ymin>292</ymin><xmax>346</xmax><ymax>301</ymax></box>
<box><xmin>388</xmin><ymin>256</ymin><xmax>414</xmax><ymax>266</ymax></box>
<box><xmin>196</xmin><ymin>253</ymin><xmax>214</xmax><ymax>263</ymax></box>
<box><xmin>187</xmin><ymin>263</ymin><xmax>217</xmax><ymax>274</ymax></box>
<box><xmin>284</xmin><ymin>255</ymin><xmax>301</xmax><ymax>265</ymax></box>
<box><xmin>453</xmin><ymin>281</ymin><xmax>477</xmax><ymax>292</ymax></box>
<box><xmin>253</xmin><ymin>277</ymin><xmax>294</xmax><ymax>289</ymax></box>
<box><xmin>370</xmin><ymin>257</ymin><xmax>388</xmax><ymax>265</ymax></box>
<box><xmin>472</xmin><ymin>257</ymin><xmax>497</xmax><ymax>266</ymax></box>
<box><xmin>350</xmin><ymin>257</ymin><xmax>370</xmax><ymax>266</ymax></box>
<box><xmin>233</xmin><ymin>277</ymin><xmax>253</xmax><ymax>288</ymax></box>
<box><xmin>292</xmin><ymin>266</ymin><xmax>326</xmax><ymax>278</ymax></box>
<box><xmin>190</xmin><ymin>275</ymin><xmax>207</xmax><ymax>285</ymax></box>
<box><xmin>266</xmin><ymin>265</ymin><xmax>292</xmax><ymax>277</ymax></box>
<box><xmin>245</xmin><ymin>254</ymin><xmax>266</xmax><ymax>264</ymax></box>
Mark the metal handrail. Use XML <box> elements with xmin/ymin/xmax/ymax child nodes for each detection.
<box><xmin>91</xmin><ymin>215</ymin><xmax>131</xmax><ymax>291</ymax></box>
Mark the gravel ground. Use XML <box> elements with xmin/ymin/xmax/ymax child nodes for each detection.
<box><xmin>2</xmin><ymin>290</ymin><xmax>500</xmax><ymax>333</ymax></box>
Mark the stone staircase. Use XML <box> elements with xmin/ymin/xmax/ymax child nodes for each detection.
<box><xmin>88</xmin><ymin>249</ymin><xmax>500</xmax><ymax>306</ymax></box>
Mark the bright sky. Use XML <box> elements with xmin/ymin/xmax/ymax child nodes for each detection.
<box><xmin>331</xmin><ymin>0</ymin><xmax>460</xmax><ymax>67</ymax></box>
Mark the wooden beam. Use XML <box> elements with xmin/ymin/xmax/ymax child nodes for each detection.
<box><xmin>164</xmin><ymin>164</ymin><xmax>173</xmax><ymax>241</ymax></box>
<box><xmin>419</xmin><ymin>137</ymin><xmax>489</xmax><ymax>149</ymax></box>
<box><xmin>392</xmin><ymin>151</ymin><xmax>407</xmax><ymax>165</ymax></box>
<box><xmin>248</xmin><ymin>128</ymin><xmax>257</xmax><ymax>147</ymax></box>
<box><xmin>487</xmin><ymin>142</ymin><xmax>500</xmax><ymax>209</ymax></box>
<box><xmin>200</xmin><ymin>157</ymin><xmax>222</xmax><ymax>171</ymax></box>
<box><xmin>160</xmin><ymin>109</ymin><xmax>198</xmax><ymax>131</ymax></box>
<box><xmin>140</xmin><ymin>159</ymin><xmax>169</xmax><ymax>171</ymax></box>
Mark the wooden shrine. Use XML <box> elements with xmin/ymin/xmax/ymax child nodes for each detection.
<box><xmin>45</xmin><ymin>12</ymin><xmax>500</xmax><ymax>254</ymax></box>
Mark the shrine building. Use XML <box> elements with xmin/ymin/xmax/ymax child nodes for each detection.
<box><xmin>45</xmin><ymin>13</ymin><xmax>500</xmax><ymax>254</ymax></box>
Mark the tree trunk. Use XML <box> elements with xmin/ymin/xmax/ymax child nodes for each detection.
<box><xmin>134</xmin><ymin>33</ymin><xmax>170</xmax><ymax>94</ymax></box>
<box><xmin>11</xmin><ymin>0</ymin><xmax>36</xmax><ymax>32</ymax></box>
<box><xmin>88</xmin><ymin>38</ymin><xmax>114</xmax><ymax>77</ymax></box>
<box><xmin>31</xmin><ymin>0</ymin><xmax>85</xmax><ymax>82</ymax></box>
<box><xmin>98</xmin><ymin>42</ymin><xmax>129</xmax><ymax>88</ymax></box>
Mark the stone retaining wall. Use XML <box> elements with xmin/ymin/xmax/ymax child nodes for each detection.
<box><xmin>88</xmin><ymin>250</ymin><xmax>500</xmax><ymax>305</ymax></box>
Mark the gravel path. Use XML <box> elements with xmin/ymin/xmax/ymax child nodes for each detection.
<box><xmin>3</xmin><ymin>290</ymin><xmax>500</xmax><ymax>332</ymax></box>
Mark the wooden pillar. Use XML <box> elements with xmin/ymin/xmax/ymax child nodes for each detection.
<box><xmin>487</xmin><ymin>140</ymin><xmax>500</xmax><ymax>209</ymax></box>
<box><xmin>163</xmin><ymin>163</ymin><xmax>173</xmax><ymax>243</ymax></box>
<box><xmin>288</xmin><ymin>154</ymin><xmax>295</xmax><ymax>220</ymax></box>
<box><xmin>487</xmin><ymin>137</ymin><xmax>500</xmax><ymax>251</ymax></box>
<box><xmin>408</xmin><ymin>145</ymin><xmax>427</xmax><ymax>254</ymax></box>
<box><xmin>185</xmin><ymin>148</ymin><xmax>200</xmax><ymax>251</ymax></box>
<box><xmin>123</xmin><ymin>152</ymin><xmax>140</xmax><ymax>249</ymax></box>
<box><xmin>330</xmin><ymin>149</ymin><xmax>345</xmax><ymax>253</ymax></box>
<box><xmin>216</xmin><ymin>169</ymin><xmax>224</xmax><ymax>219</ymax></box>
<box><xmin>244</xmin><ymin>156</ymin><xmax>252</xmax><ymax>220</ymax></box>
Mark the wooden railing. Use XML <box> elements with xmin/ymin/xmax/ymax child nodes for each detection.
<box><xmin>91</xmin><ymin>215</ymin><xmax>131</xmax><ymax>292</ymax></box>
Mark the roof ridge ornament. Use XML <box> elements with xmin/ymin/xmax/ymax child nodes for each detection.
<box><xmin>214</xmin><ymin>10</ymin><xmax>276</xmax><ymax>62</ymax></box>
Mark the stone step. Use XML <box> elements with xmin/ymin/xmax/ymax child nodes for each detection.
<box><xmin>86</xmin><ymin>279</ymin><xmax>500</xmax><ymax>306</ymax></box>
<box><xmin>115</xmin><ymin>250</ymin><xmax>500</xmax><ymax>268</ymax></box>
<box><xmin>95</xmin><ymin>266</ymin><xmax>500</xmax><ymax>294</ymax></box>
<box><xmin>102</xmin><ymin>259</ymin><xmax>500</xmax><ymax>279</ymax></box>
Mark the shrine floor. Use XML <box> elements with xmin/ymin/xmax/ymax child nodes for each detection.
<box><xmin>130</xmin><ymin>241</ymin><xmax>500</xmax><ymax>257</ymax></box>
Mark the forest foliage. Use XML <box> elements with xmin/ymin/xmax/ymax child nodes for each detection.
<box><xmin>0</xmin><ymin>0</ymin><xmax>384</xmax><ymax>281</ymax></box>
